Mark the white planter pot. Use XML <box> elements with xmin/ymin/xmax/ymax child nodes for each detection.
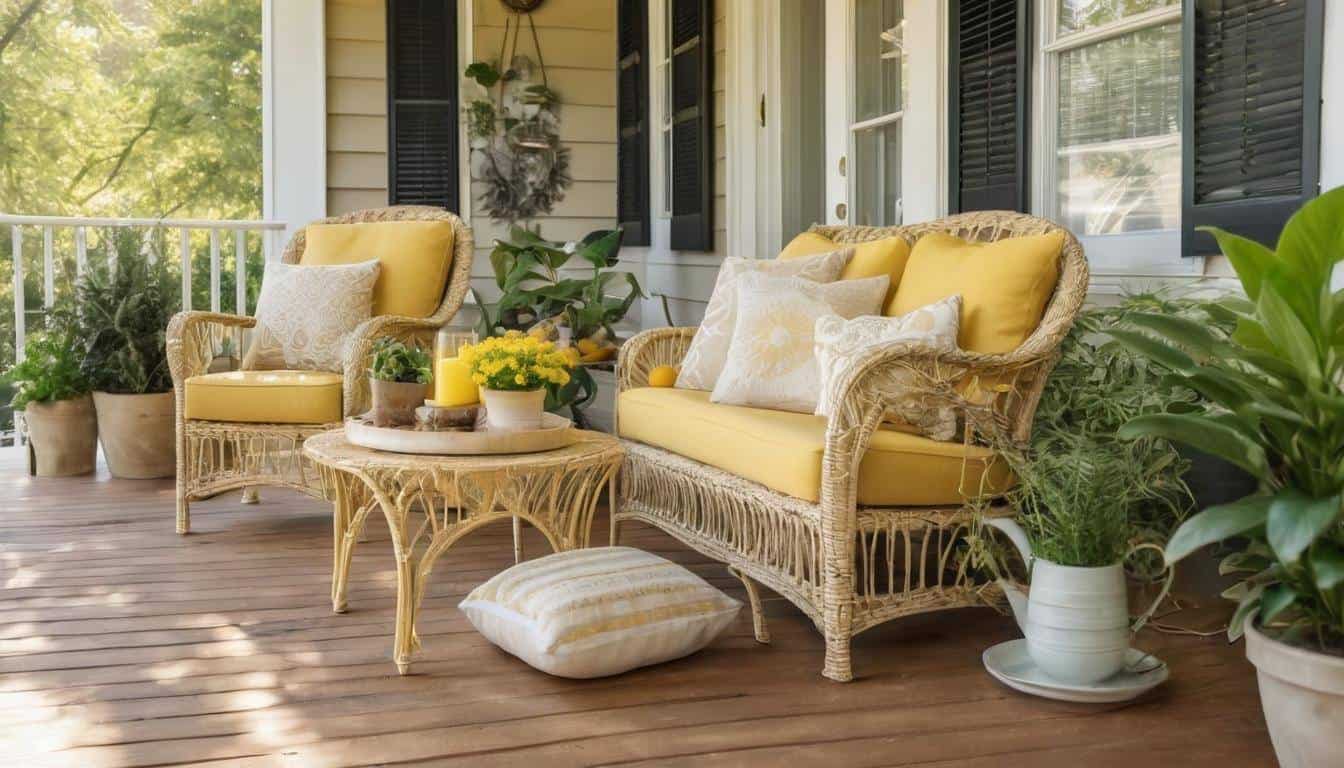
<box><xmin>1246</xmin><ymin>617</ymin><xmax>1344</xmax><ymax>767</ymax></box>
<box><xmin>1020</xmin><ymin>559</ymin><xmax>1133</xmax><ymax>685</ymax></box>
<box><xmin>481</xmin><ymin>388</ymin><xmax>545</xmax><ymax>431</ymax></box>
<box><xmin>93</xmin><ymin>391</ymin><xmax>175</xmax><ymax>479</ymax></box>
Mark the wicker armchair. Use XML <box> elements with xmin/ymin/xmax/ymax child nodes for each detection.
<box><xmin>166</xmin><ymin>206</ymin><xmax>474</xmax><ymax>534</ymax></box>
<box><xmin>612</xmin><ymin>211</ymin><xmax>1088</xmax><ymax>681</ymax></box>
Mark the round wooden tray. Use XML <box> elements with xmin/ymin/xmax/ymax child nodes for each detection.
<box><xmin>344</xmin><ymin>412</ymin><xmax>577</xmax><ymax>455</ymax></box>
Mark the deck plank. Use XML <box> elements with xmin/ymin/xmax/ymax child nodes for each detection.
<box><xmin>0</xmin><ymin>451</ymin><xmax>1276</xmax><ymax>767</ymax></box>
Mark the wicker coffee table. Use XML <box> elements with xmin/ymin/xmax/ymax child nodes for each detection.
<box><xmin>304</xmin><ymin>429</ymin><xmax>624</xmax><ymax>674</ymax></box>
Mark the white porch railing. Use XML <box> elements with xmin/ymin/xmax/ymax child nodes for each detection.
<box><xmin>1</xmin><ymin>214</ymin><xmax>286</xmax><ymax>363</ymax></box>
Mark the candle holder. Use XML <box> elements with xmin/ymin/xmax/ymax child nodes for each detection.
<box><xmin>429</xmin><ymin>326</ymin><xmax>481</xmax><ymax>411</ymax></box>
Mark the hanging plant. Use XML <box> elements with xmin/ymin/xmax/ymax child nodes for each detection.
<box><xmin>463</xmin><ymin>12</ymin><xmax>572</xmax><ymax>223</ymax></box>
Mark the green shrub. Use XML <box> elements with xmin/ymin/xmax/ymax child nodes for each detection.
<box><xmin>368</xmin><ymin>338</ymin><xmax>431</xmax><ymax>384</ymax></box>
<box><xmin>72</xmin><ymin>257</ymin><xmax>175</xmax><ymax>394</ymax></box>
<box><xmin>6</xmin><ymin>327</ymin><xmax>91</xmax><ymax>411</ymax></box>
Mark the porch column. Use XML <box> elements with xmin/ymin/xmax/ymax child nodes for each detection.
<box><xmin>263</xmin><ymin>0</ymin><xmax>327</xmax><ymax>249</ymax></box>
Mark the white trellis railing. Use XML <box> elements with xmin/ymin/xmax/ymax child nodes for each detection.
<box><xmin>2</xmin><ymin>214</ymin><xmax>286</xmax><ymax>363</ymax></box>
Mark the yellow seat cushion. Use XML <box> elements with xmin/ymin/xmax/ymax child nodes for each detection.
<box><xmin>778</xmin><ymin>232</ymin><xmax>912</xmax><ymax>313</ymax></box>
<box><xmin>301</xmin><ymin>221</ymin><xmax>455</xmax><ymax>318</ymax></box>
<box><xmin>618</xmin><ymin>388</ymin><xmax>1010</xmax><ymax>506</ymax></box>
<box><xmin>891</xmin><ymin>231</ymin><xmax>1064</xmax><ymax>354</ymax></box>
<box><xmin>184</xmin><ymin>371</ymin><xmax>343</xmax><ymax>424</ymax></box>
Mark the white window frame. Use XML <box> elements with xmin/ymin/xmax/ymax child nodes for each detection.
<box><xmin>847</xmin><ymin>2</ymin><xmax>905</xmax><ymax>227</ymax></box>
<box><xmin>653</xmin><ymin>0</ymin><xmax>673</xmax><ymax>219</ymax></box>
<box><xmin>1030</xmin><ymin>1</ymin><xmax>1199</xmax><ymax>275</ymax></box>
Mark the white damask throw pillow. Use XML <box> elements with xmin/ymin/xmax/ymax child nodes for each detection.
<box><xmin>675</xmin><ymin>248</ymin><xmax>852</xmax><ymax>391</ymax></box>
<box><xmin>814</xmin><ymin>295</ymin><xmax>963</xmax><ymax>440</ymax></box>
<box><xmin>710</xmin><ymin>273</ymin><xmax>889</xmax><ymax>413</ymax></box>
<box><xmin>243</xmin><ymin>259</ymin><xmax>381</xmax><ymax>373</ymax></box>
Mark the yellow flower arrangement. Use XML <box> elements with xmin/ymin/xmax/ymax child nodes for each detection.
<box><xmin>458</xmin><ymin>330</ymin><xmax>579</xmax><ymax>392</ymax></box>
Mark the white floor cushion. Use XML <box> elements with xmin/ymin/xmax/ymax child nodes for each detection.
<box><xmin>459</xmin><ymin>546</ymin><xmax>741</xmax><ymax>678</ymax></box>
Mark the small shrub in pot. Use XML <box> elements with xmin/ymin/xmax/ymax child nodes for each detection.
<box><xmin>368</xmin><ymin>338</ymin><xmax>432</xmax><ymax>427</ymax></box>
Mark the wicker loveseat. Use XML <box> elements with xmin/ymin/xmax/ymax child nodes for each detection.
<box><xmin>612</xmin><ymin>211</ymin><xmax>1088</xmax><ymax>681</ymax></box>
<box><xmin>166</xmin><ymin>206</ymin><xmax>473</xmax><ymax>534</ymax></box>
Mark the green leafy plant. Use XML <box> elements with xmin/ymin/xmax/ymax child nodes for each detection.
<box><xmin>1112</xmin><ymin>187</ymin><xmax>1344</xmax><ymax>648</ymax></box>
<box><xmin>368</xmin><ymin>338</ymin><xmax>432</xmax><ymax>384</ymax></box>
<box><xmin>473</xmin><ymin>227</ymin><xmax>642</xmax><ymax>340</ymax></box>
<box><xmin>6</xmin><ymin>323</ymin><xmax>91</xmax><ymax>411</ymax></box>
<box><xmin>72</xmin><ymin>256</ymin><xmax>175</xmax><ymax>394</ymax></box>
<box><xmin>1001</xmin><ymin>440</ymin><xmax>1181</xmax><ymax>568</ymax></box>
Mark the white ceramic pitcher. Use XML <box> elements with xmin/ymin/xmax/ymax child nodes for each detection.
<box><xmin>986</xmin><ymin>518</ymin><xmax>1174</xmax><ymax>685</ymax></box>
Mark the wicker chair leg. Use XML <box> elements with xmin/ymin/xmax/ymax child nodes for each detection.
<box><xmin>727</xmin><ymin>567</ymin><xmax>770</xmax><ymax>644</ymax></box>
<box><xmin>176</xmin><ymin>495</ymin><xmax>190</xmax><ymax>535</ymax></box>
<box><xmin>822</xmin><ymin>606</ymin><xmax>854</xmax><ymax>682</ymax></box>
<box><xmin>240</xmin><ymin>487</ymin><xmax>260</xmax><ymax>505</ymax></box>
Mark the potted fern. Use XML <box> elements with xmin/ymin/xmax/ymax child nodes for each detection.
<box><xmin>367</xmin><ymin>338</ymin><xmax>432</xmax><ymax>427</ymax></box>
<box><xmin>73</xmin><ymin>258</ymin><xmax>176</xmax><ymax>479</ymax></box>
<box><xmin>1111</xmin><ymin>187</ymin><xmax>1344</xmax><ymax>767</ymax></box>
<box><xmin>6</xmin><ymin>322</ymin><xmax>97</xmax><ymax>476</ymax></box>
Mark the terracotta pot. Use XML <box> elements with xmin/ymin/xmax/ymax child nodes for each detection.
<box><xmin>93</xmin><ymin>391</ymin><xmax>175</xmax><ymax>479</ymax></box>
<box><xmin>482</xmin><ymin>388</ymin><xmax>545</xmax><ymax>431</ymax></box>
<box><xmin>370</xmin><ymin>378</ymin><xmax>429</xmax><ymax>427</ymax></box>
<box><xmin>23</xmin><ymin>395</ymin><xmax>98</xmax><ymax>476</ymax></box>
<box><xmin>1246</xmin><ymin>616</ymin><xmax>1344</xmax><ymax>768</ymax></box>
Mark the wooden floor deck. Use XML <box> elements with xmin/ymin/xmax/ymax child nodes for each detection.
<box><xmin>0</xmin><ymin>449</ymin><xmax>1277</xmax><ymax>767</ymax></box>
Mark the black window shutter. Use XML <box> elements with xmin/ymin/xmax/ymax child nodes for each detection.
<box><xmin>669</xmin><ymin>0</ymin><xmax>713</xmax><ymax>251</ymax></box>
<box><xmin>948</xmin><ymin>0</ymin><xmax>1029</xmax><ymax>214</ymax></box>
<box><xmin>1182</xmin><ymin>0</ymin><xmax>1323</xmax><ymax>255</ymax></box>
<box><xmin>386</xmin><ymin>0</ymin><xmax>460</xmax><ymax>211</ymax></box>
<box><xmin>617</xmin><ymin>0</ymin><xmax>651</xmax><ymax>246</ymax></box>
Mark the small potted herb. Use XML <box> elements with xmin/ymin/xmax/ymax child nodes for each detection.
<box><xmin>368</xmin><ymin>337</ymin><xmax>432</xmax><ymax>427</ymax></box>
<box><xmin>6</xmin><ymin>326</ymin><xmax>97</xmax><ymax>476</ymax></box>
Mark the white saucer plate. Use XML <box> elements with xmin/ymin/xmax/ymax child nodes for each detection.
<box><xmin>982</xmin><ymin>639</ymin><xmax>1168</xmax><ymax>703</ymax></box>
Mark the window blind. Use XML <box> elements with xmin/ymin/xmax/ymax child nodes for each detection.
<box><xmin>617</xmin><ymin>0</ymin><xmax>651</xmax><ymax>246</ymax></box>
<box><xmin>387</xmin><ymin>0</ymin><xmax>460</xmax><ymax>211</ymax></box>
<box><xmin>668</xmin><ymin>0</ymin><xmax>712</xmax><ymax>252</ymax></box>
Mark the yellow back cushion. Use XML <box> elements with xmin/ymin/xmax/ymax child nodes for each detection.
<box><xmin>778</xmin><ymin>232</ymin><xmax>911</xmax><ymax>313</ymax></box>
<box><xmin>891</xmin><ymin>231</ymin><xmax>1064</xmax><ymax>354</ymax></box>
<box><xmin>301</xmin><ymin>221</ymin><xmax>455</xmax><ymax>318</ymax></box>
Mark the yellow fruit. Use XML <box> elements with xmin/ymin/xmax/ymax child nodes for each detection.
<box><xmin>648</xmin><ymin>365</ymin><xmax>678</xmax><ymax>387</ymax></box>
<box><xmin>576</xmin><ymin>338</ymin><xmax>600</xmax><ymax>356</ymax></box>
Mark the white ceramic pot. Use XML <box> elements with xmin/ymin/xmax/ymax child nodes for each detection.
<box><xmin>986</xmin><ymin>518</ymin><xmax>1172</xmax><ymax>685</ymax></box>
<box><xmin>481</xmin><ymin>388</ymin><xmax>545</xmax><ymax>431</ymax></box>
<box><xmin>93</xmin><ymin>391</ymin><xmax>175</xmax><ymax>479</ymax></box>
<box><xmin>1246</xmin><ymin>616</ymin><xmax>1344</xmax><ymax>768</ymax></box>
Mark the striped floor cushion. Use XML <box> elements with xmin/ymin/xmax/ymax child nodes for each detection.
<box><xmin>459</xmin><ymin>546</ymin><xmax>741</xmax><ymax>678</ymax></box>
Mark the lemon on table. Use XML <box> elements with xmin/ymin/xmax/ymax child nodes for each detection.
<box><xmin>648</xmin><ymin>365</ymin><xmax>678</xmax><ymax>388</ymax></box>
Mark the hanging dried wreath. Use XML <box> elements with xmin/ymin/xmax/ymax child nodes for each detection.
<box><xmin>464</xmin><ymin>11</ymin><xmax>572</xmax><ymax>223</ymax></box>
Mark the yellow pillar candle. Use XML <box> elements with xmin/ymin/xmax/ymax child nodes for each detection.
<box><xmin>434</xmin><ymin>357</ymin><xmax>479</xmax><ymax>406</ymax></box>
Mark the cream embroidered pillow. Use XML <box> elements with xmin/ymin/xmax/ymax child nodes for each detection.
<box><xmin>675</xmin><ymin>248</ymin><xmax>852</xmax><ymax>391</ymax></box>
<box><xmin>710</xmin><ymin>273</ymin><xmax>889</xmax><ymax>413</ymax></box>
<box><xmin>814</xmin><ymin>295</ymin><xmax>963</xmax><ymax>440</ymax></box>
<box><xmin>243</xmin><ymin>259</ymin><xmax>380</xmax><ymax>373</ymax></box>
<box><xmin>459</xmin><ymin>547</ymin><xmax>741</xmax><ymax>679</ymax></box>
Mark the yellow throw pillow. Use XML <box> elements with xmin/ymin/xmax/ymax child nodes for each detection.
<box><xmin>778</xmin><ymin>232</ymin><xmax>911</xmax><ymax>312</ymax></box>
<box><xmin>890</xmin><ymin>231</ymin><xmax>1064</xmax><ymax>355</ymax></box>
<box><xmin>302</xmin><ymin>221</ymin><xmax>455</xmax><ymax>318</ymax></box>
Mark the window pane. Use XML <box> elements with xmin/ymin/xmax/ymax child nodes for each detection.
<box><xmin>1055</xmin><ymin>23</ymin><xmax>1180</xmax><ymax>235</ymax></box>
<box><xmin>853</xmin><ymin>0</ymin><xmax>904</xmax><ymax>122</ymax></box>
<box><xmin>852</xmin><ymin>122</ymin><xmax>901</xmax><ymax>227</ymax></box>
<box><xmin>1057</xmin><ymin>0</ymin><xmax>1177</xmax><ymax>35</ymax></box>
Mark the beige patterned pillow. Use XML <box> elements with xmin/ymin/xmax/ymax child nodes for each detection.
<box><xmin>814</xmin><ymin>295</ymin><xmax>963</xmax><ymax>440</ymax></box>
<box><xmin>675</xmin><ymin>248</ymin><xmax>852</xmax><ymax>391</ymax></box>
<box><xmin>710</xmin><ymin>273</ymin><xmax>889</xmax><ymax>413</ymax></box>
<box><xmin>243</xmin><ymin>259</ymin><xmax>380</xmax><ymax>373</ymax></box>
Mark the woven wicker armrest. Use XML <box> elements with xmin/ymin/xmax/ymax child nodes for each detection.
<box><xmin>341</xmin><ymin>314</ymin><xmax>444</xmax><ymax>417</ymax></box>
<box><xmin>616</xmin><ymin>326</ymin><xmax>697</xmax><ymax>391</ymax></box>
<box><xmin>166</xmin><ymin>311</ymin><xmax>257</xmax><ymax>386</ymax></box>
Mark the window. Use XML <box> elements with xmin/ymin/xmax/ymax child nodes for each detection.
<box><xmin>1037</xmin><ymin>0</ymin><xmax>1182</xmax><ymax>263</ymax></box>
<box><xmin>850</xmin><ymin>0</ymin><xmax>905</xmax><ymax>227</ymax></box>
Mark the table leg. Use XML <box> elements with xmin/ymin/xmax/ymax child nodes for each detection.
<box><xmin>331</xmin><ymin>476</ymin><xmax>370</xmax><ymax>614</ymax></box>
<box><xmin>393</xmin><ymin>551</ymin><xmax>420</xmax><ymax>675</ymax></box>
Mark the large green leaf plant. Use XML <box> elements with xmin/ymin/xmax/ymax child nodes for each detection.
<box><xmin>1111</xmin><ymin>187</ymin><xmax>1344</xmax><ymax>648</ymax></box>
